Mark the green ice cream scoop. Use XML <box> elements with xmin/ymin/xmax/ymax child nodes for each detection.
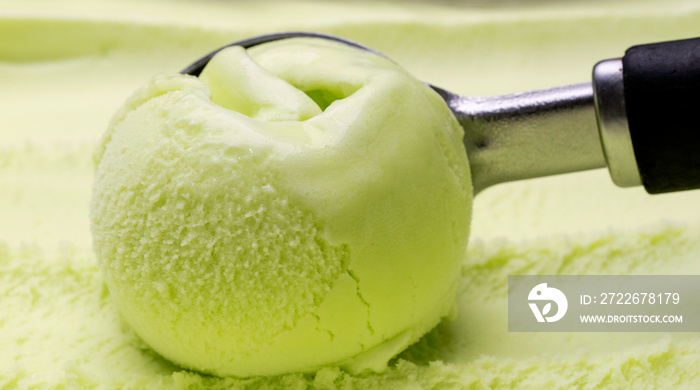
<box><xmin>90</xmin><ymin>37</ymin><xmax>472</xmax><ymax>377</ymax></box>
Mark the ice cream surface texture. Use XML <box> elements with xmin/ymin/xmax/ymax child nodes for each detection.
<box><xmin>90</xmin><ymin>38</ymin><xmax>472</xmax><ymax>376</ymax></box>
<box><xmin>5</xmin><ymin>0</ymin><xmax>700</xmax><ymax>388</ymax></box>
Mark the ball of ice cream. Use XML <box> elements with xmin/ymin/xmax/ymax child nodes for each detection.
<box><xmin>90</xmin><ymin>37</ymin><xmax>472</xmax><ymax>377</ymax></box>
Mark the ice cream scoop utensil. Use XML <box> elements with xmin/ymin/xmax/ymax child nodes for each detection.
<box><xmin>183</xmin><ymin>32</ymin><xmax>700</xmax><ymax>195</ymax></box>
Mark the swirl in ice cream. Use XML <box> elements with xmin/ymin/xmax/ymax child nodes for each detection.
<box><xmin>90</xmin><ymin>38</ymin><xmax>472</xmax><ymax>377</ymax></box>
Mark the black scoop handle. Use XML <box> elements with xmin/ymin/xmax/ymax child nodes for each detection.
<box><xmin>623</xmin><ymin>37</ymin><xmax>700</xmax><ymax>194</ymax></box>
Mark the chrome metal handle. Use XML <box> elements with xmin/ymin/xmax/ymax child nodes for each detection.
<box><xmin>434</xmin><ymin>84</ymin><xmax>606</xmax><ymax>194</ymax></box>
<box><xmin>592</xmin><ymin>58</ymin><xmax>641</xmax><ymax>188</ymax></box>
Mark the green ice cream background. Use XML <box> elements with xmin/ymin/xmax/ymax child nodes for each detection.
<box><xmin>4</xmin><ymin>0</ymin><xmax>700</xmax><ymax>388</ymax></box>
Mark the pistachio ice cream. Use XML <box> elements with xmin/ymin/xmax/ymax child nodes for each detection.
<box><xmin>91</xmin><ymin>38</ymin><xmax>471</xmax><ymax>377</ymax></box>
<box><xmin>4</xmin><ymin>0</ymin><xmax>700</xmax><ymax>388</ymax></box>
